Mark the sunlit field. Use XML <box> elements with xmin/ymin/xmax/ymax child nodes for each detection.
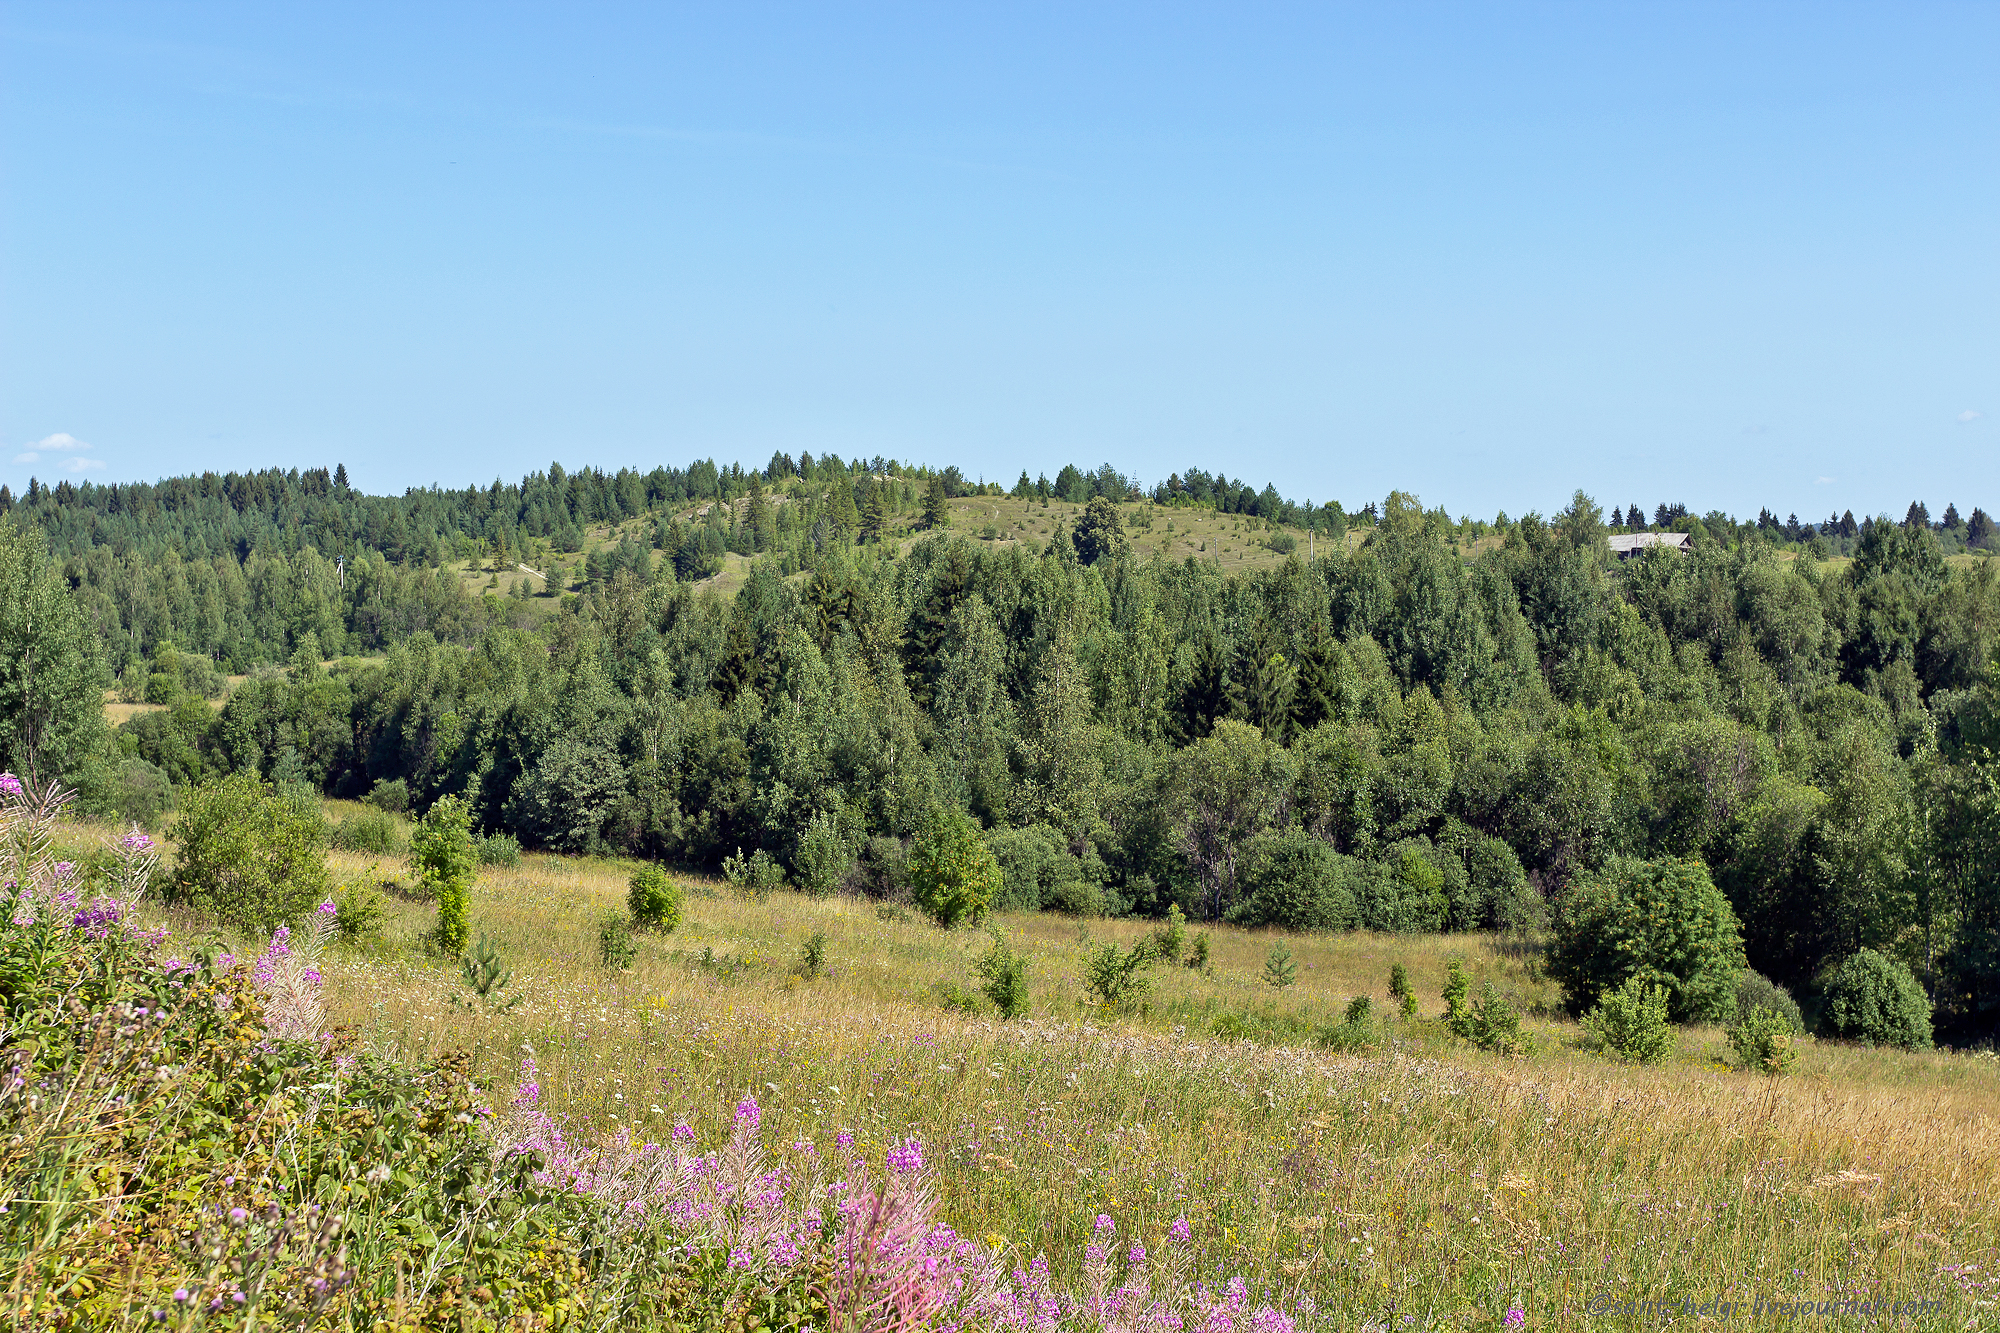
<box><xmin>180</xmin><ymin>835</ymin><xmax>2000</xmax><ymax>1331</ymax></box>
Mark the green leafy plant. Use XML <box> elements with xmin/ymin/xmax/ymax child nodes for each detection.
<box><xmin>795</xmin><ymin>930</ymin><xmax>828</xmax><ymax>980</ymax></box>
<box><xmin>330</xmin><ymin>808</ymin><xmax>403</xmax><ymax>854</ymax></box>
<box><xmin>906</xmin><ymin>807</ymin><xmax>1000</xmax><ymax>929</ymax></box>
<box><xmin>332</xmin><ymin>880</ymin><xmax>387</xmax><ymax>945</ymax></box>
<box><xmin>454</xmin><ymin>935</ymin><xmax>524</xmax><ymax>1013</ymax></box>
<box><xmin>791</xmin><ymin>810</ymin><xmax>855</xmax><ymax>898</ymax></box>
<box><xmin>628</xmin><ymin>865</ymin><xmax>684</xmax><ymax>932</ymax></box>
<box><xmin>976</xmin><ymin>930</ymin><xmax>1030</xmax><ymax>1019</ymax></box>
<box><xmin>165</xmin><ymin>773</ymin><xmax>331</xmax><ymax>933</ymax></box>
<box><xmin>722</xmin><ymin>847</ymin><xmax>786</xmax><ymax>898</ymax></box>
<box><xmin>1817</xmin><ymin>949</ymin><xmax>1934</xmax><ymax>1050</ymax></box>
<box><xmin>1150</xmin><ymin>904</ymin><xmax>1188</xmax><ymax>963</ymax></box>
<box><xmin>599</xmin><ymin>912</ymin><xmax>637</xmax><ymax>969</ymax></box>
<box><xmin>1735</xmin><ymin>969</ymin><xmax>1804</xmax><ymax>1035</ymax></box>
<box><xmin>474</xmin><ymin>831</ymin><xmax>522</xmax><ymax>867</ymax></box>
<box><xmin>1390</xmin><ymin>962</ymin><xmax>1417</xmax><ymax>1017</ymax></box>
<box><xmin>1548</xmin><ymin>856</ymin><xmax>1746</xmax><ymax>1023</ymax></box>
<box><xmin>1727</xmin><ymin>1005</ymin><xmax>1800</xmax><ymax>1074</ymax></box>
<box><xmin>1185</xmin><ymin>933</ymin><xmax>1211</xmax><ymax>974</ymax></box>
<box><xmin>1581</xmin><ymin>976</ymin><xmax>1675</xmax><ymax>1064</ymax></box>
<box><xmin>1083</xmin><ymin>939</ymin><xmax>1155</xmax><ymax>1011</ymax></box>
<box><xmin>1442</xmin><ymin>959</ymin><xmax>1472</xmax><ymax>1036</ymax></box>
<box><xmin>934</xmin><ymin>980</ymin><xmax>980</xmax><ymax>1014</ymax></box>
<box><xmin>1468</xmin><ymin>982</ymin><xmax>1529</xmax><ymax>1056</ymax></box>
<box><xmin>1262</xmin><ymin>943</ymin><xmax>1297</xmax><ymax>989</ymax></box>
<box><xmin>410</xmin><ymin>795</ymin><xmax>476</xmax><ymax>955</ymax></box>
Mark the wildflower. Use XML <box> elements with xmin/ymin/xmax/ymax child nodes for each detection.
<box><xmin>672</xmin><ymin>1122</ymin><xmax>695</xmax><ymax>1143</ymax></box>
<box><xmin>365</xmin><ymin>1164</ymin><xmax>392</xmax><ymax>1184</ymax></box>
<box><xmin>172</xmin><ymin>1290</ymin><xmax>190</xmax><ymax>1304</ymax></box>
<box><xmin>886</xmin><ymin>1136</ymin><xmax>925</xmax><ymax>1175</ymax></box>
<box><xmin>119</xmin><ymin>830</ymin><xmax>156</xmax><ymax>854</ymax></box>
<box><xmin>735</xmin><ymin>1094</ymin><xmax>762</xmax><ymax>1131</ymax></box>
<box><xmin>1171</xmin><ymin>1216</ymin><xmax>1192</xmax><ymax>1243</ymax></box>
<box><xmin>1504</xmin><ymin>1310</ymin><xmax>1526</xmax><ymax>1329</ymax></box>
<box><xmin>837</xmin><ymin>1129</ymin><xmax>854</xmax><ymax>1150</ymax></box>
<box><xmin>228</xmin><ymin>1208</ymin><xmax>248</xmax><ymax>1225</ymax></box>
<box><xmin>317</xmin><ymin>899</ymin><xmax>337</xmax><ymax>915</ymax></box>
<box><xmin>53</xmin><ymin>862</ymin><xmax>75</xmax><ymax>881</ymax></box>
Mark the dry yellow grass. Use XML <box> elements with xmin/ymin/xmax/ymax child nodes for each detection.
<box><xmin>286</xmin><ymin>846</ymin><xmax>2000</xmax><ymax>1327</ymax></box>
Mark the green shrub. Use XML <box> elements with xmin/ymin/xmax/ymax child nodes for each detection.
<box><xmin>599</xmin><ymin>912</ymin><xmax>636</xmax><ymax>969</ymax></box>
<box><xmin>795</xmin><ymin>930</ymin><xmax>828</xmax><ymax>980</ymax></box>
<box><xmin>1735</xmin><ymin>969</ymin><xmax>1804</xmax><ymax>1034</ymax></box>
<box><xmin>1581</xmin><ymin>976</ymin><xmax>1675</xmax><ymax>1064</ymax></box>
<box><xmin>1150</xmin><ymin>904</ymin><xmax>1187</xmax><ymax>963</ymax></box>
<box><xmin>1043</xmin><ymin>878</ymin><xmax>1108</xmax><ymax>917</ymax></box>
<box><xmin>628</xmin><ymin>865</ymin><xmax>684</xmax><ymax>932</ymax></box>
<box><xmin>1728</xmin><ymin>1005</ymin><xmax>1800</xmax><ymax>1074</ymax></box>
<box><xmin>165</xmin><ymin>774</ymin><xmax>331</xmax><ymax>933</ymax></box>
<box><xmin>976</xmin><ymin>931</ymin><xmax>1030</xmax><ymax>1018</ymax></box>
<box><xmin>410</xmin><ymin>796</ymin><xmax>476</xmax><ymax>955</ymax></box>
<box><xmin>1316</xmin><ymin>997</ymin><xmax>1379</xmax><ymax>1052</ymax></box>
<box><xmin>1548</xmin><ymin>856</ymin><xmax>1746</xmax><ymax>1023</ymax></box>
<box><xmin>1442</xmin><ymin>959</ymin><xmax>1472</xmax><ymax>1036</ymax></box>
<box><xmin>474</xmin><ymin>832</ymin><xmax>522</xmax><ymax>866</ymax></box>
<box><xmin>1468</xmin><ymin>982</ymin><xmax>1529</xmax><ymax>1056</ymax></box>
<box><xmin>722</xmin><ymin>847</ymin><xmax>786</xmax><ymax>897</ymax></box>
<box><xmin>1355</xmin><ymin>847</ymin><xmax>1449</xmax><ymax>934</ymax></box>
<box><xmin>791</xmin><ymin>810</ymin><xmax>855</xmax><ymax>898</ymax></box>
<box><xmin>1389</xmin><ymin>962</ymin><xmax>1417</xmax><ymax>1017</ymax></box>
<box><xmin>906</xmin><ymin>808</ymin><xmax>1000</xmax><ymax>929</ymax></box>
<box><xmin>934</xmin><ymin>980</ymin><xmax>980</xmax><ymax>1014</ymax></box>
<box><xmin>1185</xmin><ymin>932</ymin><xmax>1211</xmax><ymax>974</ymax></box>
<box><xmin>366</xmin><ymin>778</ymin><xmax>410</xmax><ymax>814</ymax></box>
<box><xmin>332</xmin><ymin>881</ymin><xmax>388</xmax><ymax>944</ymax></box>
<box><xmin>1084</xmin><ymin>939</ymin><xmax>1155</xmax><ymax>1011</ymax></box>
<box><xmin>331</xmin><ymin>808</ymin><xmax>403</xmax><ymax>854</ymax></box>
<box><xmin>1817</xmin><ymin>949</ymin><xmax>1934</xmax><ymax>1050</ymax></box>
<box><xmin>986</xmin><ymin>823</ymin><xmax>1105</xmax><ymax>914</ymax></box>
<box><xmin>1262</xmin><ymin>943</ymin><xmax>1297</xmax><ymax>989</ymax></box>
<box><xmin>1229</xmin><ymin>830</ymin><xmax>1359</xmax><ymax>931</ymax></box>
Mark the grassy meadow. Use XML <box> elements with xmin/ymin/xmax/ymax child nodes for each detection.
<box><xmin>141</xmin><ymin>820</ymin><xmax>1992</xmax><ymax>1330</ymax></box>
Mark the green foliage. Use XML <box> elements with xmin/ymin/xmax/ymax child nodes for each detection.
<box><xmin>1817</xmin><ymin>949</ymin><xmax>1934</xmax><ymax>1049</ymax></box>
<box><xmin>165</xmin><ymin>774</ymin><xmax>331</xmax><ymax>933</ymax></box>
<box><xmin>474</xmin><ymin>831</ymin><xmax>522</xmax><ymax>866</ymax></box>
<box><xmin>795</xmin><ymin>929</ymin><xmax>828</xmax><ymax>980</ymax></box>
<box><xmin>628</xmin><ymin>864</ymin><xmax>684</xmax><ymax>932</ymax></box>
<box><xmin>366</xmin><ymin>777</ymin><xmax>410</xmax><ymax>813</ymax></box>
<box><xmin>1150</xmin><ymin>903</ymin><xmax>1187</xmax><ymax>963</ymax></box>
<box><xmin>907</xmin><ymin>807</ymin><xmax>1000</xmax><ymax>928</ymax></box>
<box><xmin>934</xmin><ymin>979</ymin><xmax>981</xmax><ymax>1013</ymax></box>
<box><xmin>1185</xmin><ymin>932</ymin><xmax>1211</xmax><ymax>974</ymax></box>
<box><xmin>599</xmin><ymin>912</ymin><xmax>637</xmax><ymax>969</ymax></box>
<box><xmin>1230</xmin><ymin>829</ymin><xmax>1360</xmax><ymax>931</ymax></box>
<box><xmin>976</xmin><ymin>930</ymin><xmax>1030</xmax><ymax>1018</ymax></box>
<box><xmin>330</xmin><ymin>807</ymin><xmax>403</xmax><ymax>854</ymax></box>
<box><xmin>791</xmin><ymin>809</ymin><xmax>856</xmax><ymax>898</ymax></box>
<box><xmin>410</xmin><ymin>795</ymin><xmax>476</xmax><ymax>955</ymax></box>
<box><xmin>1390</xmin><ymin>962</ymin><xmax>1417</xmax><ymax>1017</ymax></box>
<box><xmin>1316</xmin><ymin>997</ymin><xmax>1379</xmax><ymax>1051</ymax></box>
<box><xmin>455</xmin><ymin>935</ymin><xmax>523</xmax><ymax>1012</ymax></box>
<box><xmin>987</xmin><ymin>823</ymin><xmax>1105</xmax><ymax>915</ymax></box>
<box><xmin>1071</xmin><ymin>496</ymin><xmax>1128</xmax><ymax>565</ymax></box>
<box><xmin>1262</xmin><ymin>942</ymin><xmax>1298</xmax><ymax>989</ymax></box>
<box><xmin>1549</xmin><ymin>856</ymin><xmax>1746</xmax><ymax>1023</ymax></box>
<box><xmin>0</xmin><ymin>518</ymin><xmax>107</xmax><ymax>788</ymax></box>
<box><xmin>1728</xmin><ymin>1005</ymin><xmax>1800</xmax><ymax>1074</ymax></box>
<box><xmin>1442</xmin><ymin>959</ymin><xmax>1471</xmax><ymax>1036</ymax></box>
<box><xmin>1083</xmin><ymin>938</ymin><xmax>1155</xmax><ymax>1010</ymax></box>
<box><xmin>1735</xmin><ymin>969</ymin><xmax>1804</xmax><ymax>1035</ymax></box>
<box><xmin>332</xmin><ymin>880</ymin><xmax>387</xmax><ymax>944</ymax></box>
<box><xmin>1468</xmin><ymin>982</ymin><xmax>1530</xmax><ymax>1056</ymax></box>
<box><xmin>1581</xmin><ymin>976</ymin><xmax>1675</xmax><ymax>1064</ymax></box>
<box><xmin>722</xmin><ymin>847</ymin><xmax>787</xmax><ymax>897</ymax></box>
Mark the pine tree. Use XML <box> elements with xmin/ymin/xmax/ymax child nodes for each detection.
<box><xmin>1263</xmin><ymin>943</ymin><xmax>1297</xmax><ymax>989</ymax></box>
<box><xmin>1238</xmin><ymin>619</ymin><xmax>1297</xmax><ymax>743</ymax></box>
<box><xmin>1905</xmin><ymin>501</ymin><xmax>1931</xmax><ymax>530</ymax></box>
<box><xmin>333</xmin><ymin>463</ymin><xmax>349</xmax><ymax>489</ymax></box>
<box><xmin>1290</xmin><ymin>622</ymin><xmax>1348</xmax><ymax>732</ymax></box>
<box><xmin>1171</xmin><ymin>631</ymin><xmax>1240</xmax><ymax>743</ymax></box>
<box><xmin>923</xmin><ymin>473</ymin><xmax>950</xmax><ymax>530</ymax></box>
<box><xmin>1940</xmin><ymin>502</ymin><xmax>1961</xmax><ymax>531</ymax></box>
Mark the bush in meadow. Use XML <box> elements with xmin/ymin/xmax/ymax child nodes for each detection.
<box><xmin>1390</xmin><ymin>962</ymin><xmax>1417</xmax><ymax>1017</ymax></box>
<box><xmin>1817</xmin><ymin>948</ymin><xmax>1934</xmax><ymax>1049</ymax></box>
<box><xmin>1581</xmin><ymin>975</ymin><xmax>1675</xmax><ymax>1064</ymax></box>
<box><xmin>409</xmin><ymin>794</ymin><xmax>476</xmax><ymax>954</ymax></box>
<box><xmin>791</xmin><ymin>809</ymin><xmax>856</xmax><ymax>898</ymax></box>
<box><xmin>628</xmin><ymin>863</ymin><xmax>684</xmax><ymax>931</ymax></box>
<box><xmin>976</xmin><ymin>929</ymin><xmax>1030</xmax><ymax>1018</ymax></box>
<box><xmin>1084</xmin><ymin>938</ymin><xmax>1155</xmax><ymax>1011</ymax></box>
<box><xmin>1728</xmin><ymin>1005</ymin><xmax>1800</xmax><ymax>1074</ymax></box>
<box><xmin>1468</xmin><ymin>981</ymin><xmax>1530</xmax><ymax>1056</ymax></box>
<box><xmin>365</xmin><ymin>776</ymin><xmax>410</xmax><ymax>813</ymax></box>
<box><xmin>1735</xmin><ymin>968</ymin><xmax>1804</xmax><ymax>1034</ymax></box>
<box><xmin>1229</xmin><ymin>829</ymin><xmax>1360</xmax><ymax>931</ymax></box>
<box><xmin>906</xmin><ymin>806</ymin><xmax>1000</xmax><ymax>928</ymax></box>
<box><xmin>1548</xmin><ymin>855</ymin><xmax>1746</xmax><ymax>1023</ymax></box>
<box><xmin>474</xmin><ymin>830</ymin><xmax>523</xmax><ymax>866</ymax></box>
<box><xmin>165</xmin><ymin>773</ymin><xmax>331</xmax><ymax>933</ymax></box>
<box><xmin>330</xmin><ymin>807</ymin><xmax>402</xmax><ymax>854</ymax></box>
<box><xmin>331</xmin><ymin>880</ymin><xmax>387</xmax><ymax>944</ymax></box>
<box><xmin>599</xmin><ymin>911</ymin><xmax>637</xmax><ymax>969</ymax></box>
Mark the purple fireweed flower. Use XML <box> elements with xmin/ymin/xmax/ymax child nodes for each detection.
<box><xmin>119</xmin><ymin>831</ymin><xmax>155</xmax><ymax>854</ymax></box>
<box><xmin>1249</xmin><ymin>1309</ymin><xmax>1296</xmax><ymax>1333</ymax></box>
<box><xmin>1094</xmin><ymin>1213</ymin><xmax>1115</xmax><ymax>1234</ymax></box>
<box><xmin>734</xmin><ymin>1094</ymin><xmax>761</xmax><ymax>1131</ymax></box>
<box><xmin>1504</xmin><ymin>1309</ymin><xmax>1526</xmax><ymax>1329</ymax></box>
<box><xmin>0</xmin><ymin>774</ymin><xmax>21</xmax><ymax>797</ymax></box>
<box><xmin>886</xmin><ymin>1136</ymin><xmax>924</xmax><ymax>1175</ymax></box>
<box><xmin>672</xmin><ymin>1122</ymin><xmax>695</xmax><ymax>1144</ymax></box>
<box><xmin>1129</xmin><ymin>1241</ymin><xmax>1147</xmax><ymax>1267</ymax></box>
<box><xmin>837</xmin><ymin>1130</ymin><xmax>854</xmax><ymax>1150</ymax></box>
<box><xmin>53</xmin><ymin>862</ymin><xmax>75</xmax><ymax>882</ymax></box>
<box><xmin>1171</xmin><ymin>1215</ymin><xmax>1192</xmax><ymax>1243</ymax></box>
<box><xmin>317</xmin><ymin>899</ymin><xmax>337</xmax><ymax>915</ymax></box>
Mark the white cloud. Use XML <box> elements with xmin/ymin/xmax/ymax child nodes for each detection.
<box><xmin>13</xmin><ymin>452</ymin><xmax>39</xmax><ymax>463</ymax></box>
<box><xmin>65</xmin><ymin>457</ymin><xmax>106</xmax><ymax>473</ymax></box>
<box><xmin>1815</xmin><ymin>476</ymin><xmax>1834</xmax><ymax>485</ymax></box>
<box><xmin>32</xmin><ymin>433</ymin><xmax>92</xmax><ymax>452</ymax></box>
<box><xmin>1958</xmin><ymin>410</ymin><xmax>1984</xmax><ymax>423</ymax></box>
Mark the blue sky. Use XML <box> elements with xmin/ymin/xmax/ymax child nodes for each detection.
<box><xmin>3</xmin><ymin>2</ymin><xmax>1995</xmax><ymax>521</ymax></box>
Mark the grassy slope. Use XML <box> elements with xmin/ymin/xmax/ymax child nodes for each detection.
<box><xmin>290</xmin><ymin>843</ymin><xmax>2000</xmax><ymax>1327</ymax></box>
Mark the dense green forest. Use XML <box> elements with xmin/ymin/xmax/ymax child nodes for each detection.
<box><xmin>2</xmin><ymin>457</ymin><xmax>1997</xmax><ymax>1039</ymax></box>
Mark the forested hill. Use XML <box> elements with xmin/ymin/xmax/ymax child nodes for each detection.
<box><xmin>3</xmin><ymin>459</ymin><xmax>1999</xmax><ymax>1039</ymax></box>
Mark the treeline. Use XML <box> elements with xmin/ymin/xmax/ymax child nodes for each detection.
<box><xmin>73</xmin><ymin>485</ymin><xmax>2000</xmax><ymax>1039</ymax></box>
